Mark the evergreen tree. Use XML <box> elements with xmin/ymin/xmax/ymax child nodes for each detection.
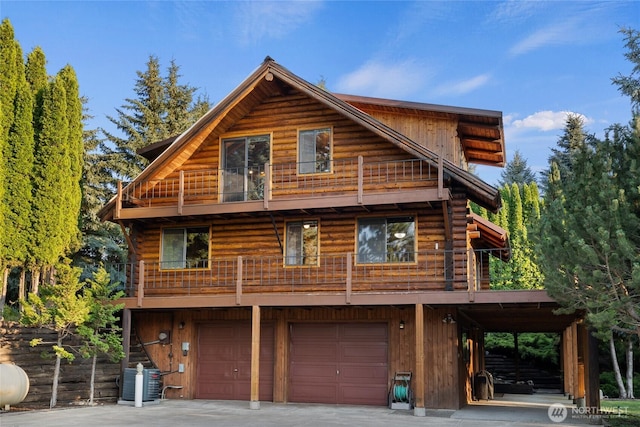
<box><xmin>25</xmin><ymin>47</ymin><xmax>48</xmax><ymax>130</ymax></box>
<box><xmin>612</xmin><ymin>28</ymin><xmax>640</xmax><ymax>114</ymax></box>
<box><xmin>73</xmin><ymin>102</ymin><xmax>127</xmax><ymax>277</ymax></box>
<box><xmin>535</xmin><ymin>121</ymin><xmax>640</xmax><ymax>338</ymax></box>
<box><xmin>1</xmin><ymin>43</ymin><xmax>34</xmax><ymax>315</ymax></box>
<box><xmin>0</xmin><ymin>19</ymin><xmax>19</xmax><ymax>264</ymax></box>
<box><xmin>20</xmin><ymin>260</ymin><xmax>91</xmax><ymax>408</ymax></box>
<box><xmin>31</xmin><ymin>75</ymin><xmax>69</xmax><ymax>293</ymax></box>
<box><xmin>58</xmin><ymin>65</ymin><xmax>84</xmax><ymax>253</ymax></box>
<box><xmin>77</xmin><ymin>267</ymin><xmax>124</xmax><ymax>404</ymax></box>
<box><xmin>498</xmin><ymin>150</ymin><xmax>537</xmax><ymax>186</ymax></box>
<box><xmin>100</xmin><ymin>55</ymin><xmax>210</xmax><ymax>185</ymax></box>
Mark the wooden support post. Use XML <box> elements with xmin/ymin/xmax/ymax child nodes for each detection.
<box><xmin>137</xmin><ymin>260</ymin><xmax>144</xmax><ymax>307</ymax></box>
<box><xmin>120</xmin><ymin>308</ymin><xmax>131</xmax><ymax>387</ymax></box>
<box><xmin>571</xmin><ymin>322</ymin><xmax>580</xmax><ymax>400</ymax></box>
<box><xmin>250</xmin><ymin>305</ymin><xmax>261</xmax><ymax>409</ymax></box>
<box><xmin>414</xmin><ymin>303</ymin><xmax>426</xmax><ymax>416</ymax></box>
<box><xmin>586</xmin><ymin>328</ymin><xmax>600</xmax><ymax>412</ymax></box>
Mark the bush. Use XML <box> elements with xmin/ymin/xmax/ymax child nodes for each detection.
<box><xmin>600</xmin><ymin>371</ymin><xmax>640</xmax><ymax>398</ymax></box>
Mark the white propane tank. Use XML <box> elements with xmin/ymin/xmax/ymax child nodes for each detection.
<box><xmin>0</xmin><ymin>364</ymin><xmax>30</xmax><ymax>409</ymax></box>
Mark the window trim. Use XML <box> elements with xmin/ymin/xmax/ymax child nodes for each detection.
<box><xmin>160</xmin><ymin>225</ymin><xmax>211</xmax><ymax>271</ymax></box>
<box><xmin>219</xmin><ymin>132</ymin><xmax>272</xmax><ymax>202</ymax></box>
<box><xmin>355</xmin><ymin>215</ymin><xmax>417</xmax><ymax>265</ymax></box>
<box><xmin>297</xmin><ymin>127</ymin><xmax>333</xmax><ymax>175</ymax></box>
<box><xmin>284</xmin><ymin>219</ymin><xmax>320</xmax><ymax>267</ymax></box>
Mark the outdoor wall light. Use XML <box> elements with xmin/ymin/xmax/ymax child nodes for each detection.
<box><xmin>442</xmin><ymin>313</ymin><xmax>456</xmax><ymax>324</ymax></box>
<box><xmin>394</xmin><ymin>232</ymin><xmax>406</xmax><ymax>239</ymax></box>
<box><xmin>399</xmin><ymin>320</ymin><xmax>405</xmax><ymax>329</ymax></box>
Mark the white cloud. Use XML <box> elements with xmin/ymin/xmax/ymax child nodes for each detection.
<box><xmin>335</xmin><ymin>59</ymin><xmax>430</xmax><ymax>99</ymax></box>
<box><xmin>234</xmin><ymin>1</ymin><xmax>322</xmax><ymax>45</ymax></box>
<box><xmin>433</xmin><ymin>74</ymin><xmax>491</xmax><ymax>97</ymax></box>
<box><xmin>509</xmin><ymin>110</ymin><xmax>591</xmax><ymax>132</ymax></box>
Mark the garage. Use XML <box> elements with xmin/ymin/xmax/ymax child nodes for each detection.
<box><xmin>196</xmin><ymin>322</ymin><xmax>274</xmax><ymax>401</ymax></box>
<box><xmin>288</xmin><ymin>323</ymin><xmax>388</xmax><ymax>405</ymax></box>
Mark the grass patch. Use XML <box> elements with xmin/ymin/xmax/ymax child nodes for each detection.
<box><xmin>600</xmin><ymin>399</ymin><xmax>640</xmax><ymax>427</ymax></box>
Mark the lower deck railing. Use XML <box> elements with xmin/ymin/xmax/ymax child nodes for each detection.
<box><xmin>106</xmin><ymin>249</ymin><xmax>514</xmax><ymax>299</ymax></box>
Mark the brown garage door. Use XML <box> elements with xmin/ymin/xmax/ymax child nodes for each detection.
<box><xmin>197</xmin><ymin>322</ymin><xmax>274</xmax><ymax>401</ymax></box>
<box><xmin>289</xmin><ymin>323</ymin><xmax>388</xmax><ymax>405</ymax></box>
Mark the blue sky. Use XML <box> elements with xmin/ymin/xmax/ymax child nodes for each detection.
<box><xmin>2</xmin><ymin>1</ymin><xmax>638</xmax><ymax>185</ymax></box>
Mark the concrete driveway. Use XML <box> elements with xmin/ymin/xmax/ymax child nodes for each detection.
<box><xmin>0</xmin><ymin>394</ymin><xmax>596</xmax><ymax>427</ymax></box>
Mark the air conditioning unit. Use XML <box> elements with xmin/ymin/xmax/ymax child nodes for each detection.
<box><xmin>121</xmin><ymin>368</ymin><xmax>160</xmax><ymax>401</ymax></box>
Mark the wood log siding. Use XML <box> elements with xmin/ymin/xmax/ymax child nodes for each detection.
<box><xmin>118</xmin><ymin>91</ymin><xmax>447</xmax><ymax>214</ymax></box>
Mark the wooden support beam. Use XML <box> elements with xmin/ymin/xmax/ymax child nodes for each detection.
<box><xmin>250</xmin><ymin>305</ymin><xmax>261</xmax><ymax>409</ymax></box>
<box><xmin>117</xmin><ymin>221</ymin><xmax>137</xmax><ymax>256</ymax></box>
<box><xmin>414</xmin><ymin>303</ymin><xmax>426</xmax><ymax>416</ymax></box>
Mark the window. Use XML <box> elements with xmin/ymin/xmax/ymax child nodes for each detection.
<box><xmin>299</xmin><ymin>128</ymin><xmax>331</xmax><ymax>174</ymax></box>
<box><xmin>222</xmin><ymin>134</ymin><xmax>270</xmax><ymax>202</ymax></box>
<box><xmin>161</xmin><ymin>227</ymin><xmax>210</xmax><ymax>269</ymax></box>
<box><xmin>357</xmin><ymin>216</ymin><xmax>415</xmax><ymax>263</ymax></box>
<box><xmin>285</xmin><ymin>220</ymin><xmax>319</xmax><ymax>266</ymax></box>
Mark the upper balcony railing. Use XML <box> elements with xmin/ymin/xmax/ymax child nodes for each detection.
<box><xmin>105</xmin><ymin>248</ymin><xmax>514</xmax><ymax>306</ymax></box>
<box><xmin>117</xmin><ymin>157</ymin><xmax>444</xmax><ymax>213</ymax></box>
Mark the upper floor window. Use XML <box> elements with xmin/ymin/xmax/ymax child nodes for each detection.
<box><xmin>298</xmin><ymin>128</ymin><xmax>331</xmax><ymax>174</ymax></box>
<box><xmin>161</xmin><ymin>226</ymin><xmax>210</xmax><ymax>269</ymax></box>
<box><xmin>357</xmin><ymin>216</ymin><xmax>415</xmax><ymax>263</ymax></box>
<box><xmin>222</xmin><ymin>134</ymin><xmax>270</xmax><ymax>202</ymax></box>
<box><xmin>285</xmin><ymin>220</ymin><xmax>319</xmax><ymax>266</ymax></box>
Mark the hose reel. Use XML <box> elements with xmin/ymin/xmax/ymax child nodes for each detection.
<box><xmin>389</xmin><ymin>371</ymin><xmax>413</xmax><ymax>410</ymax></box>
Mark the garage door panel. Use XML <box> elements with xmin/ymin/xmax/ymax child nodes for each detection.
<box><xmin>197</xmin><ymin>322</ymin><xmax>274</xmax><ymax>401</ymax></box>
<box><xmin>290</xmin><ymin>383</ymin><xmax>338</xmax><ymax>403</ymax></box>
<box><xmin>289</xmin><ymin>323</ymin><xmax>388</xmax><ymax>406</ymax></box>
<box><xmin>341</xmin><ymin>343</ymin><xmax>387</xmax><ymax>363</ymax></box>
<box><xmin>340</xmin><ymin>365</ymin><xmax>388</xmax><ymax>381</ymax></box>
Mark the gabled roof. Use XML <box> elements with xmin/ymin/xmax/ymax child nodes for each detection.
<box><xmin>468</xmin><ymin>212</ymin><xmax>510</xmax><ymax>261</ymax></box>
<box><xmin>100</xmin><ymin>57</ymin><xmax>502</xmax><ymax>220</ymax></box>
<box><xmin>334</xmin><ymin>93</ymin><xmax>505</xmax><ymax>167</ymax></box>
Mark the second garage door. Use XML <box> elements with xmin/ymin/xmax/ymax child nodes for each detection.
<box><xmin>289</xmin><ymin>323</ymin><xmax>388</xmax><ymax>405</ymax></box>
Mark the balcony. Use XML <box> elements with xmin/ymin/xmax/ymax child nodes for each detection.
<box><xmin>106</xmin><ymin>248</ymin><xmax>515</xmax><ymax>307</ymax></box>
<box><xmin>114</xmin><ymin>157</ymin><xmax>447</xmax><ymax>219</ymax></box>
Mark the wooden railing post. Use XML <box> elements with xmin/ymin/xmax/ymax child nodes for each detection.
<box><xmin>467</xmin><ymin>248</ymin><xmax>475</xmax><ymax>302</ymax></box>
<box><xmin>263</xmin><ymin>162</ymin><xmax>270</xmax><ymax>209</ymax></box>
<box><xmin>346</xmin><ymin>252</ymin><xmax>352</xmax><ymax>304</ymax></box>
<box><xmin>115</xmin><ymin>181</ymin><xmax>122</xmax><ymax>219</ymax></box>
<box><xmin>357</xmin><ymin>156</ymin><xmax>363</xmax><ymax>204</ymax></box>
<box><xmin>137</xmin><ymin>260</ymin><xmax>144</xmax><ymax>307</ymax></box>
<box><xmin>236</xmin><ymin>256</ymin><xmax>243</xmax><ymax>305</ymax></box>
<box><xmin>437</xmin><ymin>155</ymin><xmax>444</xmax><ymax>199</ymax></box>
<box><xmin>178</xmin><ymin>170</ymin><xmax>184</xmax><ymax>215</ymax></box>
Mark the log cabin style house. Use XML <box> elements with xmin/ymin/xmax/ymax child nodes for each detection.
<box><xmin>99</xmin><ymin>57</ymin><xmax>597</xmax><ymax>414</ymax></box>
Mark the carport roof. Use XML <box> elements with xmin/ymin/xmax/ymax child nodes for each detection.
<box><xmin>459</xmin><ymin>302</ymin><xmax>579</xmax><ymax>333</ymax></box>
